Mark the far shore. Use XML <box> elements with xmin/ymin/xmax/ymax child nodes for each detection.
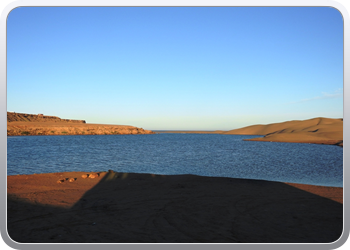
<box><xmin>7</xmin><ymin>171</ymin><xmax>343</xmax><ymax>243</ymax></box>
<box><xmin>155</xmin><ymin>130</ymin><xmax>224</xmax><ymax>134</ymax></box>
<box><xmin>7</xmin><ymin>112</ymin><xmax>343</xmax><ymax>146</ymax></box>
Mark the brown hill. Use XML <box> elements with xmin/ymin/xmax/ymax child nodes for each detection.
<box><xmin>7</xmin><ymin>112</ymin><xmax>154</xmax><ymax>136</ymax></box>
<box><xmin>7</xmin><ymin>112</ymin><xmax>86</xmax><ymax>123</ymax></box>
<box><xmin>224</xmin><ymin>117</ymin><xmax>343</xmax><ymax>146</ymax></box>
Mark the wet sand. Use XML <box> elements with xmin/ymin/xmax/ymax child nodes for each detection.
<box><xmin>7</xmin><ymin>171</ymin><xmax>343</xmax><ymax>243</ymax></box>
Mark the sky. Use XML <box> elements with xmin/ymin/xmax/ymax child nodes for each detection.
<box><xmin>7</xmin><ymin>7</ymin><xmax>343</xmax><ymax>130</ymax></box>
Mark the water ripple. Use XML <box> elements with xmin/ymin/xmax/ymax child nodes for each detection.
<box><xmin>7</xmin><ymin>134</ymin><xmax>343</xmax><ymax>187</ymax></box>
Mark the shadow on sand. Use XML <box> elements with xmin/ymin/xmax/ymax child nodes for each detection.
<box><xmin>7</xmin><ymin>171</ymin><xmax>343</xmax><ymax>243</ymax></box>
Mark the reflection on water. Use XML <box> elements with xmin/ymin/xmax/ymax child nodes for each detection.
<box><xmin>7</xmin><ymin>134</ymin><xmax>343</xmax><ymax>187</ymax></box>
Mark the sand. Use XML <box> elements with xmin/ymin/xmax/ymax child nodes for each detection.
<box><xmin>156</xmin><ymin>118</ymin><xmax>343</xmax><ymax>146</ymax></box>
<box><xmin>7</xmin><ymin>171</ymin><xmax>343</xmax><ymax>243</ymax></box>
<box><xmin>224</xmin><ymin>117</ymin><xmax>343</xmax><ymax>146</ymax></box>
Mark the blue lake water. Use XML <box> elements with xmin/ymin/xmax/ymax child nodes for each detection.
<box><xmin>7</xmin><ymin>134</ymin><xmax>343</xmax><ymax>187</ymax></box>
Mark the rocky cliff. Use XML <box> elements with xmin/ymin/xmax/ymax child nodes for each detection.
<box><xmin>7</xmin><ymin>112</ymin><xmax>86</xmax><ymax>123</ymax></box>
<box><xmin>7</xmin><ymin>112</ymin><xmax>155</xmax><ymax>136</ymax></box>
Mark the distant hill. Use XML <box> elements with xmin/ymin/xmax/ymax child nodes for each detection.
<box><xmin>224</xmin><ymin>117</ymin><xmax>343</xmax><ymax>146</ymax></box>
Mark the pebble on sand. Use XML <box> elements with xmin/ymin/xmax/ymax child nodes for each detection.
<box><xmin>89</xmin><ymin>173</ymin><xmax>99</xmax><ymax>179</ymax></box>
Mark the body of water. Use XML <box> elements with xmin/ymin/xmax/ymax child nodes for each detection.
<box><xmin>7</xmin><ymin>134</ymin><xmax>343</xmax><ymax>187</ymax></box>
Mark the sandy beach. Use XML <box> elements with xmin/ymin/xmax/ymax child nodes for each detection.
<box><xmin>7</xmin><ymin>171</ymin><xmax>343</xmax><ymax>243</ymax></box>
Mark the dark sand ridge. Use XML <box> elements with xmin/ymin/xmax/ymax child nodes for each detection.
<box><xmin>7</xmin><ymin>171</ymin><xmax>343</xmax><ymax>243</ymax></box>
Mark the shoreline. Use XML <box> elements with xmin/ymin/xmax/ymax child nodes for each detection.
<box><xmin>155</xmin><ymin>130</ymin><xmax>224</xmax><ymax>134</ymax></box>
<box><xmin>7</xmin><ymin>171</ymin><xmax>343</xmax><ymax>188</ymax></box>
<box><xmin>243</xmin><ymin>137</ymin><xmax>344</xmax><ymax>147</ymax></box>
<box><xmin>154</xmin><ymin>131</ymin><xmax>344</xmax><ymax>147</ymax></box>
<box><xmin>7</xmin><ymin>171</ymin><xmax>343</xmax><ymax>243</ymax></box>
<box><xmin>7</xmin><ymin>114</ymin><xmax>342</xmax><ymax>147</ymax></box>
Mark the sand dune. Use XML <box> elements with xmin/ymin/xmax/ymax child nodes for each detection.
<box><xmin>224</xmin><ymin>117</ymin><xmax>343</xmax><ymax>146</ymax></box>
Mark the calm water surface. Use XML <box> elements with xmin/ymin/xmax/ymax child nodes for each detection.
<box><xmin>7</xmin><ymin>134</ymin><xmax>343</xmax><ymax>187</ymax></box>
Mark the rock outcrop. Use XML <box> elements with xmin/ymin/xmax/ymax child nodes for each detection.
<box><xmin>7</xmin><ymin>112</ymin><xmax>155</xmax><ymax>136</ymax></box>
<box><xmin>7</xmin><ymin>112</ymin><xmax>86</xmax><ymax>123</ymax></box>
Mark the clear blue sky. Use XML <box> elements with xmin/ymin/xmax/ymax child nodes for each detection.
<box><xmin>7</xmin><ymin>7</ymin><xmax>343</xmax><ymax>130</ymax></box>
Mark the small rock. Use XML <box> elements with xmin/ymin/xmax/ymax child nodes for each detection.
<box><xmin>69</xmin><ymin>178</ymin><xmax>76</xmax><ymax>182</ymax></box>
<box><xmin>57</xmin><ymin>179</ymin><xmax>64</xmax><ymax>184</ymax></box>
<box><xmin>89</xmin><ymin>173</ymin><xmax>99</xmax><ymax>179</ymax></box>
<box><xmin>81</xmin><ymin>174</ymin><xmax>89</xmax><ymax>179</ymax></box>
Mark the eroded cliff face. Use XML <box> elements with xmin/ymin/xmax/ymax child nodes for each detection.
<box><xmin>7</xmin><ymin>112</ymin><xmax>155</xmax><ymax>136</ymax></box>
<box><xmin>7</xmin><ymin>112</ymin><xmax>86</xmax><ymax>123</ymax></box>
